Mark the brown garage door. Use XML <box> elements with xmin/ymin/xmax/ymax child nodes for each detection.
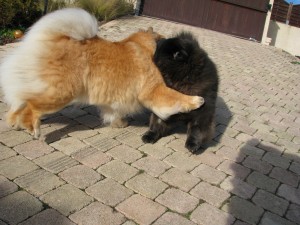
<box><xmin>141</xmin><ymin>0</ymin><xmax>270</xmax><ymax>41</ymax></box>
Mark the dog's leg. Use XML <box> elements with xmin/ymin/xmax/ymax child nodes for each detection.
<box><xmin>6</xmin><ymin>104</ymin><xmax>27</xmax><ymax>130</ymax></box>
<box><xmin>185</xmin><ymin>122</ymin><xmax>204</xmax><ymax>153</ymax></box>
<box><xmin>100</xmin><ymin>106</ymin><xmax>128</xmax><ymax>128</ymax></box>
<box><xmin>139</xmin><ymin>84</ymin><xmax>204</xmax><ymax>120</ymax></box>
<box><xmin>142</xmin><ymin>113</ymin><xmax>169</xmax><ymax>143</ymax></box>
<box><xmin>185</xmin><ymin>118</ymin><xmax>215</xmax><ymax>153</ymax></box>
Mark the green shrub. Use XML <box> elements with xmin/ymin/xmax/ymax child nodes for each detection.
<box><xmin>75</xmin><ymin>0</ymin><xmax>134</xmax><ymax>22</ymax></box>
<box><xmin>0</xmin><ymin>0</ymin><xmax>42</xmax><ymax>29</ymax></box>
<box><xmin>0</xmin><ymin>0</ymin><xmax>17</xmax><ymax>27</ymax></box>
<box><xmin>13</xmin><ymin>0</ymin><xmax>42</xmax><ymax>28</ymax></box>
<box><xmin>40</xmin><ymin>0</ymin><xmax>72</xmax><ymax>13</ymax></box>
<box><xmin>0</xmin><ymin>28</ymin><xmax>15</xmax><ymax>45</ymax></box>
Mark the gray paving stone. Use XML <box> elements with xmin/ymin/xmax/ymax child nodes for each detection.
<box><xmin>290</xmin><ymin>162</ymin><xmax>300</xmax><ymax>176</ymax></box>
<box><xmin>115</xmin><ymin>131</ymin><xmax>144</xmax><ymax>148</ymax></box>
<box><xmin>14</xmin><ymin>140</ymin><xmax>54</xmax><ymax>160</ymax></box>
<box><xmin>86</xmin><ymin>178</ymin><xmax>133</xmax><ymax>207</ymax></box>
<box><xmin>0</xmin><ymin>191</ymin><xmax>43</xmax><ymax>224</ymax></box>
<box><xmin>233</xmin><ymin>221</ymin><xmax>250</xmax><ymax>225</ymax></box>
<box><xmin>286</xmin><ymin>204</ymin><xmax>300</xmax><ymax>224</ymax></box>
<box><xmin>156</xmin><ymin>188</ymin><xmax>199</xmax><ymax>214</ymax></box>
<box><xmin>0</xmin><ymin>220</ymin><xmax>7</xmax><ymax>225</ymax></box>
<box><xmin>84</xmin><ymin>134</ymin><xmax>121</xmax><ymax>152</ymax></box>
<box><xmin>116</xmin><ymin>194</ymin><xmax>166</xmax><ymax>225</ymax></box>
<box><xmin>153</xmin><ymin>212</ymin><xmax>196</xmax><ymax>225</ymax></box>
<box><xmin>167</xmin><ymin>138</ymin><xmax>192</xmax><ymax>153</ymax></box>
<box><xmin>0</xmin><ymin>175</ymin><xmax>18</xmax><ymax>198</ymax></box>
<box><xmin>277</xmin><ymin>184</ymin><xmax>300</xmax><ymax>205</ymax></box>
<box><xmin>0</xmin><ymin>120</ymin><xmax>10</xmax><ymax>132</ymax></box>
<box><xmin>192</xmin><ymin>151</ymin><xmax>224</xmax><ymax>168</ymax></box>
<box><xmin>252</xmin><ymin>189</ymin><xmax>289</xmax><ymax>216</ymax></box>
<box><xmin>71</xmin><ymin>146</ymin><xmax>112</xmax><ymax>169</ymax></box>
<box><xmin>64</xmin><ymin>124</ymin><xmax>98</xmax><ymax>140</ymax></box>
<box><xmin>260</xmin><ymin>212</ymin><xmax>297</xmax><ymax>225</ymax></box>
<box><xmin>50</xmin><ymin>137</ymin><xmax>87</xmax><ymax>155</ymax></box>
<box><xmin>34</xmin><ymin>151</ymin><xmax>79</xmax><ymax>173</ymax></box>
<box><xmin>40</xmin><ymin>184</ymin><xmax>93</xmax><ymax>216</ymax></box>
<box><xmin>216</xmin><ymin>146</ymin><xmax>246</xmax><ymax>163</ymax></box>
<box><xmin>218</xmin><ymin>159</ymin><xmax>251</xmax><ymax>179</ymax></box>
<box><xmin>242</xmin><ymin>156</ymin><xmax>273</xmax><ymax>174</ymax></box>
<box><xmin>97</xmin><ymin>160</ymin><xmax>138</xmax><ymax>184</ymax></box>
<box><xmin>270</xmin><ymin>167</ymin><xmax>299</xmax><ymax>187</ymax></box>
<box><xmin>164</xmin><ymin>152</ymin><xmax>200</xmax><ymax>172</ymax></box>
<box><xmin>240</xmin><ymin>144</ymin><xmax>265</xmax><ymax>159</ymax></box>
<box><xmin>222</xmin><ymin>196</ymin><xmax>264</xmax><ymax>224</ymax></box>
<box><xmin>190</xmin><ymin>182</ymin><xmax>230</xmax><ymax>207</ymax></box>
<box><xmin>262</xmin><ymin>152</ymin><xmax>291</xmax><ymax>169</ymax></box>
<box><xmin>191</xmin><ymin>203</ymin><xmax>235</xmax><ymax>225</ymax></box>
<box><xmin>191</xmin><ymin>164</ymin><xmax>227</xmax><ymax>185</ymax></box>
<box><xmin>107</xmin><ymin>144</ymin><xmax>143</xmax><ymax>163</ymax></box>
<box><xmin>14</xmin><ymin>169</ymin><xmax>65</xmax><ymax>196</ymax></box>
<box><xmin>138</xmin><ymin>144</ymin><xmax>173</xmax><ymax>160</ymax></box>
<box><xmin>122</xmin><ymin>221</ymin><xmax>137</xmax><ymax>225</ymax></box>
<box><xmin>220</xmin><ymin>176</ymin><xmax>256</xmax><ymax>199</ymax></box>
<box><xmin>96</xmin><ymin>126</ymin><xmax>128</xmax><ymax>138</ymax></box>
<box><xmin>0</xmin><ymin>143</ymin><xmax>16</xmax><ymax>161</ymax></box>
<box><xmin>159</xmin><ymin>168</ymin><xmax>200</xmax><ymax>192</ymax></box>
<box><xmin>70</xmin><ymin>201</ymin><xmax>126</xmax><ymax>225</ymax></box>
<box><xmin>246</xmin><ymin>171</ymin><xmax>280</xmax><ymax>193</ymax></box>
<box><xmin>74</xmin><ymin>114</ymin><xmax>102</xmax><ymax>128</ymax></box>
<box><xmin>58</xmin><ymin>165</ymin><xmax>102</xmax><ymax>189</ymax></box>
<box><xmin>0</xmin><ymin>130</ymin><xmax>32</xmax><ymax>147</ymax></box>
<box><xmin>0</xmin><ymin>155</ymin><xmax>39</xmax><ymax>179</ymax></box>
<box><xmin>19</xmin><ymin>209</ymin><xmax>75</xmax><ymax>225</ymax></box>
<box><xmin>132</xmin><ymin>156</ymin><xmax>171</xmax><ymax>177</ymax></box>
<box><xmin>126</xmin><ymin>173</ymin><xmax>168</xmax><ymax>199</ymax></box>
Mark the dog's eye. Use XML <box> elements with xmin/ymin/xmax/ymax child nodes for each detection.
<box><xmin>173</xmin><ymin>50</ymin><xmax>188</xmax><ymax>60</ymax></box>
<box><xmin>173</xmin><ymin>52</ymin><xmax>180</xmax><ymax>59</ymax></box>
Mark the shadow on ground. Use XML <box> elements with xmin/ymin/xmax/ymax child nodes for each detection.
<box><xmin>224</xmin><ymin>139</ymin><xmax>300</xmax><ymax>225</ymax></box>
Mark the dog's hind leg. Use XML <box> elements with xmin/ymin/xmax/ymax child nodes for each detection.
<box><xmin>100</xmin><ymin>106</ymin><xmax>128</xmax><ymax>128</ymax></box>
<box><xmin>139</xmin><ymin>84</ymin><xmax>204</xmax><ymax>120</ymax></box>
<box><xmin>17</xmin><ymin>103</ymin><xmax>42</xmax><ymax>139</ymax></box>
<box><xmin>6</xmin><ymin>103</ymin><xmax>26</xmax><ymax>130</ymax></box>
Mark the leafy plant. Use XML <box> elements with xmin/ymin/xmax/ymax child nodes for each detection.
<box><xmin>40</xmin><ymin>0</ymin><xmax>73</xmax><ymax>13</ymax></box>
<box><xmin>0</xmin><ymin>0</ymin><xmax>16</xmax><ymax>28</ymax></box>
<box><xmin>75</xmin><ymin>0</ymin><xmax>134</xmax><ymax>22</ymax></box>
<box><xmin>0</xmin><ymin>28</ymin><xmax>15</xmax><ymax>45</ymax></box>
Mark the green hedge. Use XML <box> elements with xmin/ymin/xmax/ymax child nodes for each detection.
<box><xmin>0</xmin><ymin>0</ymin><xmax>42</xmax><ymax>29</ymax></box>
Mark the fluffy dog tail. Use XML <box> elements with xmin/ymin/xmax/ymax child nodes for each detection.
<box><xmin>0</xmin><ymin>8</ymin><xmax>98</xmax><ymax>112</ymax></box>
<box><xmin>24</xmin><ymin>8</ymin><xmax>98</xmax><ymax>42</ymax></box>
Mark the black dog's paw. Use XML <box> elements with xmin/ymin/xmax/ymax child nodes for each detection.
<box><xmin>185</xmin><ymin>137</ymin><xmax>202</xmax><ymax>153</ymax></box>
<box><xmin>142</xmin><ymin>131</ymin><xmax>159</xmax><ymax>143</ymax></box>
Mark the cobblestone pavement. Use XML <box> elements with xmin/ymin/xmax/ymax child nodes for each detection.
<box><xmin>0</xmin><ymin>16</ymin><xmax>300</xmax><ymax>225</ymax></box>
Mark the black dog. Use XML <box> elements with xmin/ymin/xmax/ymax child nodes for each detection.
<box><xmin>142</xmin><ymin>32</ymin><xmax>219</xmax><ymax>153</ymax></box>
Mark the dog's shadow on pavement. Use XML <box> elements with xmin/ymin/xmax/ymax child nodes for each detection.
<box><xmin>222</xmin><ymin>139</ymin><xmax>300</xmax><ymax>225</ymax></box>
<box><xmin>42</xmin><ymin>97</ymin><xmax>232</xmax><ymax>152</ymax></box>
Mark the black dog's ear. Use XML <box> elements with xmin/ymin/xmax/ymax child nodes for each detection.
<box><xmin>173</xmin><ymin>50</ymin><xmax>188</xmax><ymax>61</ymax></box>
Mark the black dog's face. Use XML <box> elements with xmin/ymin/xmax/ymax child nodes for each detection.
<box><xmin>154</xmin><ymin>38</ymin><xmax>189</xmax><ymax>65</ymax></box>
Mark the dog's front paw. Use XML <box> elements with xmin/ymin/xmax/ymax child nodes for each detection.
<box><xmin>180</xmin><ymin>96</ymin><xmax>204</xmax><ymax>113</ymax></box>
<box><xmin>185</xmin><ymin>137</ymin><xmax>202</xmax><ymax>153</ymax></box>
<box><xmin>191</xmin><ymin>96</ymin><xmax>205</xmax><ymax>110</ymax></box>
<box><xmin>142</xmin><ymin>131</ymin><xmax>160</xmax><ymax>143</ymax></box>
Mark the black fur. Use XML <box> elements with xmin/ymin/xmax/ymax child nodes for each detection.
<box><xmin>142</xmin><ymin>32</ymin><xmax>219</xmax><ymax>153</ymax></box>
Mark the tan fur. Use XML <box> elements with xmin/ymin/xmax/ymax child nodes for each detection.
<box><xmin>7</xmin><ymin>29</ymin><xmax>204</xmax><ymax>138</ymax></box>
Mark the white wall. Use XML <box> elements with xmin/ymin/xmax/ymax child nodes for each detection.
<box><xmin>267</xmin><ymin>20</ymin><xmax>300</xmax><ymax>56</ymax></box>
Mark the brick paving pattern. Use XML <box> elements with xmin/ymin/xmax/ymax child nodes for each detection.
<box><xmin>0</xmin><ymin>15</ymin><xmax>299</xmax><ymax>225</ymax></box>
